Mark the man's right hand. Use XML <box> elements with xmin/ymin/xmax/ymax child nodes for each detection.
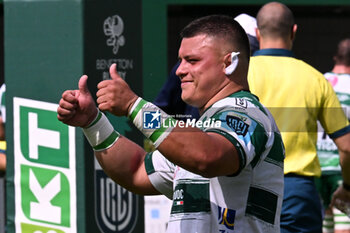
<box><xmin>57</xmin><ymin>75</ymin><xmax>98</xmax><ymax>127</ymax></box>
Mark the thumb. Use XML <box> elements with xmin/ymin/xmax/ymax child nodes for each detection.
<box><xmin>78</xmin><ymin>75</ymin><xmax>90</xmax><ymax>95</ymax></box>
<box><xmin>109</xmin><ymin>63</ymin><xmax>122</xmax><ymax>80</ymax></box>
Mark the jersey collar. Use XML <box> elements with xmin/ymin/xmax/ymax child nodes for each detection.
<box><xmin>252</xmin><ymin>48</ymin><xmax>295</xmax><ymax>57</ymax></box>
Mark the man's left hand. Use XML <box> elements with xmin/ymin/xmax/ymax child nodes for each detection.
<box><xmin>96</xmin><ymin>63</ymin><xmax>138</xmax><ymax>116</ymax></box>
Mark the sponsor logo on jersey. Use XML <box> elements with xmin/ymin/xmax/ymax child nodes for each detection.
<box><xmin>226</xmin><ymin>114</ymin><xmax>249</xmax><ymax>136</ymax></box>
<box><xmin>171</xmin><ymin>180</ymin><xmax>210</xmax><ymax>214</ymax></box>
<box><xmin>173</xmin><ymin>189</ymin><xmax>184</xmax><ymax>206</ymax></box>
<box><xmin>235</xmin><ymin>98</ymin><xmax>248</xmax><ymax>108</ymax></box>
<box><xmin>218</xmin><ymin>206</ymin><xmax>236</xmax><ymax>230</ymax></box>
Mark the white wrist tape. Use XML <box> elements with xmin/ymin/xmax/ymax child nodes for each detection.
<box><xmin>128</xmin><ymin>97</ymin><xmax>175</xmax><ymax>148</ymax></box>
<box><xmin>83</xmin><ymin>110</ymin><xmax>120</xmax><ymax>151</ymax></box>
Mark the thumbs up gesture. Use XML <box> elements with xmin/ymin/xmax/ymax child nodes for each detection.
<box><xmin>57</xmin><ymin>75</ymin><xmax>98</xmax><ymax>127</ymax></box>
<box><xmin>96</xmin><ymin>63</ymin><xmax>138</xmax><ymax>116</ymax></box>
<box><xmin>57</xmin><ymin>63</ymin><xmax>137</xmax><ymax>127</ymax></box>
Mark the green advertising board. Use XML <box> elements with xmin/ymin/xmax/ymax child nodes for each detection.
<box><xmin>4</xmin><ymin>0</ymin><xmax>143</xmax><ymax>232</ymax></box>
<box><xmin>13</xmin><ymin>98</ymin><xmax>76</xmax><ymax>232</ymax></box>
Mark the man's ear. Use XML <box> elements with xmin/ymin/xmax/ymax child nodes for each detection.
<box><xmin>255</xmin><ymin>28</ymin><xmax>261</xmax><ymax>42</ymax></box>
<box><xmin>291</xmin><ymin>24</ymin><xmax>297</xmax><ymax>41</ymax></box>
<box><xmin>224</xmin><ymin>53</ymin><xmax>232</xmax><ymax>68</ymax></box>
<box><xmin>224</xmin><ymin>52</ymin><xmax>240</xmax><ymax>75</ymax></box>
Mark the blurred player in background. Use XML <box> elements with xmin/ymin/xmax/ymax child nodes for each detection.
<box><xmin>316</xmin><ymin>38</ymin><xmax>350</xmax><ymax>233</ymax></box>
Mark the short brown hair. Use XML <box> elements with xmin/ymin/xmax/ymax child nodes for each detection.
<box><xmin>180</xmin><ymin>14</ymin><xmax>250</xmax><ymax>62</ymax></box>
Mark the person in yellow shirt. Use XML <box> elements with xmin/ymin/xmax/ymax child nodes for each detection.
<box><xmin>248</xmin><ymin>2</ymin><xmax>350</xmax><ymax>233</ymax></box>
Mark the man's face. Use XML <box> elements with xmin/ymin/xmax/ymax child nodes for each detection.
<box><xmin>176</xmin><ymin>34</ymin><xmax>227</xmax><ymax>109</ymax></box>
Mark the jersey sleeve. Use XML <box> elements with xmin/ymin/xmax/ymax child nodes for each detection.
<box><xmin>144</xmin><ymin>150</ymin><xmax>175</xmax><ymax>199</ymax></box>
<box><xmin>204</xmin><ymin>108</ymin><xmax>269</xmax><ymax>176</ymax></box>
<box><xmin>318</xmin><ymin>78</ymin><xmax>350</xmax><ymax>138</ymax></box>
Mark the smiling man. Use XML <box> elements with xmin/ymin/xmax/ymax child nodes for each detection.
<box><xmin>57</xmin><ymin>15</ymin><xmax>284</xmax><ymax>233</ymax></box>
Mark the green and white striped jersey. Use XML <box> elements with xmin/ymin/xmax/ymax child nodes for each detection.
<box><xmin>145</xmin><ymin>91</ymin><xmax>284</xmax><ymax>233</ymax></box>
<box><xmin>317</xmin><ymin>72</ymin><xmax>350</xmax><ymax>173</ymax></box>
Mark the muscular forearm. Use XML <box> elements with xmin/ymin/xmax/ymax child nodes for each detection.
<box><xmin>157</xmin><ymin>126</ymin><xmax>239</xmax><ymax>178</ymax></box>
<box><xmin>127</xmin><ymin>98</ymin><xmax>240</xmax><ymax>178</ymax></box>
<box><xmin>94</xmin><ymin>136</ymin><xmax>159</xmax><ymax>195</ymax></box>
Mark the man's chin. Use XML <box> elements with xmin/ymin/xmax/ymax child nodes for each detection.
<box><xmin>182</xmin><ymin>96</ymin><xmax>192</xmax><ymax>105</ymax></box>
<box><xmin>181</xmin><ymin>96</ymin><xmax>199</xmax><ymax>108</ymax></box>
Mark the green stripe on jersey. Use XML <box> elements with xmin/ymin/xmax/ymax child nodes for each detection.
<box><xmin>264</xmin><ymin>132</ymin><xmax>284</xmax><ymax>167</ymax></box>
<box><xmin>144</xmin><ymin>152</ymin><xmax>155</xmax><ymax>175</ymax></box>
<box><xmin>336</xmin><ymin>92</ymin><xmax>350</xmax><ymax>106</ymax></box>
<box><xmin>206</xmin><ymin>128</ymin><xmax>246</xmax><ymax>176</ymax></box>
<box><xmin>250</xmin><ymin>123</ymin><xmax>268</xmax><ymax>168</ymax></box>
